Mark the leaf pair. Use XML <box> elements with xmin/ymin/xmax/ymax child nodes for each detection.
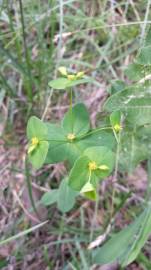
<box><xmin>48</xmin><ymin>76</ymin><xmax>93</xmax><ymax>90</ymax></box>
<box><xmin>46</xmin><ymin>103</ymin><xmax>115</xmax><ymax>166</ymax></box>
<box><xmin>105</xmin><ymin>85</ymin><xmax>151</xmax><ymax>126</ymax></box>
<box><xmin>125</xmin><ymin>27</ymin><xmax>151</xmax><ymax>81</ymax></box>
<box><xmin>136</xmin><ymin>27</ymin><xmax>151</xmax><ymax>66</ymax></box>
<box><xmin>27</xmin><ymin>104</ymin><xmax>115</xmax><ymax>169</ymax></box>
<box><xmin>68</xmin><ymin>146</ymin><xmax>115</xmax><ymax>193</ymax></box>
<box><xmin>93</xmin><ymin>203</ymin><xmax>151</xmax><ymax>267</ymax></box>
<box><xmin>41</xmin><ymin>178</ymin><xmax>77</xmax><ymax>213</ymax></box>
<box><xmin>27</xmin><ymin>117</ymin><xmax>49</xmax><ymax>169</ymax></box>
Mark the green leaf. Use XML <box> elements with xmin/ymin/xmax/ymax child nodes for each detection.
<box><xmin>108</xmin><ymin>80</ymin><xmax>126</xmax><ymax>95</ymax></box>
<box><xmin>80</xmin><ymin>182</ymin><xmax>97</xmax><ymax>201</ymax></box>
<box><xmin>45</xmin><ymin>104</ymin><xmax>115</xmax><ymax>167</ymax></box>
<box><xmin>93</xmin><ymin>204</ymin><xmax>151</xmax><ymax>267</ymax></box>
<box><xmin>144</xmin><ymin>27</ymin><xmax>151</xmax><ymax>46</ymax></box>
<box><xmin>45</xmin><ymin>125</ymin><xmax>116</xmax><ymax>166</ymax></box>
<box><xmin>84</xmin><ymin>147</ymin><xmax>115</xmax><ymax>185</ymax></box>
<box><xmin>68</xmin><ymin>155</ymin><xmax>90</xmax><ymax>191</ymax></box>
<box><xmin>28</xmin><ymin>141</ymin><xmax>49</xmax><ymax>169</ymax></box>
<box><xmin>45</xmin><ymin>123</ymin><xmax>81</xmax><ymax>164</ymax></box>
<box><xmin>125</xmin><ymin>63</ymin><xmax>147</xmax><ymax>81</ymax></box>
<box><xmin>27</xmin><ymin>117</ymin><xmax>49</xmax><ymax>169</ymax></box>
<box><xmin>62</xmin><ymin>103</ymin><xmax>90</xmax><ymax>136</ymax></box>
<box><xmin>119</xmin><ymin>131</ymin><xmax>148</xmax><ymax>173</ymax></box>
<box><xmin>68</xmin><ymin>147</ymin><xmax>115</xmax><ymax>191</ymax></box>
<box><xmin>84</xmin><ymin>147</ymin><xmax>115</xmax><ymax>172</ymax></box>
<box><xmin>122</xmin><ymin>205</ymin><xmax>151</xmax><ymax>266</ymax></box>
<box><xmin>48</xmin><ymin>78</ymin><xmax>69</xmax><ymax>90</ymax></box>
<box><xmin>27</xmin><ymin>116</ymin><xmax>48</xmax><ymax>140</ymax></box>
<box><xmin>104</xmin><ymin>85</ymin><xmax>151</xmax><ymax>126</ymax></box>
<box><xmin>41</xmin><ymin>189</ymin><xmax>58</xmax><ymax>206</ymax></box>
<box><xmin>45</xmin><ymin>103</ymin><xmax>115</xmax><ymax>166</ymax></box>
<box><xmin>46</xmin><ymin>123</ymin><xmax>66</xmax><ymax>141</ymax></box>
<box><xmin>110</xmin><ymin>111</ymin><xmax>121</xmax><ymax>127</ymax></box>
<box><xmin>136</xmin><ymin>45</ymin><xmax>151</xmax><ymax>65</ymax></box>
<box><xmin>48</xmin><ymin>77</ymin><xmax>92</xmax><ymax>90</ymax></box>
<box><xmin>46</xmin><ymin>140</ymin><xmax>82</xmax><ymax>165</ymax></box>
<box><xmin>83</xmin><ymin>190</ymin><xmax>97</xmax><ymax>200</ymax></box>
<box><xmin>66</xmin><ymin>77</ymin><xmax>93</xmax><ymax>87</ymax></box>
<box><xmin>57</xmin><ymin>178</ymin><xmax>77</xmax><ymax>213</ymax></box>
<box><xmin>78</xmin><ymin>130</ymin><xmax>116</xmax><ymax>150</ymax></box>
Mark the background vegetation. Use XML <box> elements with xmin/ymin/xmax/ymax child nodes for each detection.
<box><xmin>1</xmin><ymin>0</ymin><xmax>151</xmax><ymax>269</ymax></box>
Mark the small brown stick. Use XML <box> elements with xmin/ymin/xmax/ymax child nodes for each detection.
<box><xmin>139</xmin><ymin>74</ymin><xmax>151</xmax><ymax>84</ymax></box>
<box><xmin>88</xmin><ymin>223</ymin><xmax>112</xmax><ymax>250</ymax></box>
<box><xmin>12</xmin><ymin>189</ymin><xmax>40</xmax><ymax>223</ymax></box>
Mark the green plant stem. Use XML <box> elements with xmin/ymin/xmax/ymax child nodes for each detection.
<box><xmin>40</xmin><ymin>126</ymin><xmax>113</xmax><ymax>144</ymax></box>
<box><xmin>41</xmin><ymin>139</ymin><xmax>67</xmax><ymax>143</ymax></box>
<box><xmin>110</xmin><ymin>130</ymin><xmax>121</xmax><ymax>220</ymax></box>
<box><xmin>70</xmin><ymin>88</ymin><xmax>73</xmax><ymax>109</ymax></box>
<box><xmin>19</xmin><ymin>0</ymin><xmax>33</xmax><ymax>101</ymax></box>
<box><xmin>112</xmin><ymin>128</ymin><xmax>119</xmax><ymax>143</ymax></box>
<box><xmin>25</xmin><ymin>157</ymin><xmax>40</xmax><ymax>219</ymax></box>
<box><xmin>88</xmin><ymin>170</ymin><xmax>92</xmax><ymax>183</ymax></box>
<box><xmin>146</xmin><ymin>159</ymin><xmax>151</xmax><ymax>202</ymax></box>
<box><xmin>0</xmin><ymin>220</ymin><xmax>48</xmax><ymax>247</ymax></box>
<box><xmin>69</xmin><ymin>87</ymin><xmax>73</xmax><ymax>132</ymax></box>
<box><xmin>77</xmin><ymin>126</ymin><xmax>113</xmax><ymax>140</ymax></box>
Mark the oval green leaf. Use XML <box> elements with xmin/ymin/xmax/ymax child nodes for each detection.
<box><xmin>41</xmin><ymin>189</ymin><xmax>58</xmax><ymax>206</ymax></box>
<box><xmin>57</xmin><ymin>178</ymin><xmax>78</xmax><ymax>213</ymax></box>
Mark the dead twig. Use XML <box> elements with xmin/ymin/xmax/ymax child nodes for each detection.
<box><xmin>12</xmin><ymin>189</ymin><xmax>40</xmax><ymax>223</ymax></box>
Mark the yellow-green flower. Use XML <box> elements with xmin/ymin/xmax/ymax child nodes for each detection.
<box><xmin>58</xmin><ymin>66</ymin><xmax>84</xmax><ymax>81</ymax></box>
<box><xmin>88</xmin><ymin>161</ymin><xmax>109</xmax><ymax>171</ymax></box>
<box><xmin>28</xmin><ymin>136</ymin><xmax>39</xmax><ymax>154</ymax></box>
<box><xmin>67</xmin><ymin>74</ymin><xmax>76</xmax><ymax>81</ymax></box>
<box><xmin>58</xmin><ymin>66</ymin><xmax>68</xmax><ymax>76</ymax></box>
<box><xmin>114</xmin><ymin>124</ymin><xmax>122</xmax><ymax>132</ymax></box>
<box><xmin>67</xmin><ymin>133</ymin><xmax>76</xmax><ymax>141</ymax></box>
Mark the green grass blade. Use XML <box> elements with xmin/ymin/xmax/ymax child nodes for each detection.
<box><xmin>0</xmin><ymin>220</ymin><xmax>48</xmax><ymax>247</ymax></box>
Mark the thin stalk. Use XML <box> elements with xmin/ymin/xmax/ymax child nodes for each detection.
<box><xmin>19</xmin><ymin>0</ymin><xmax>33</xmax><ymax>101</ymax></box>
<box><xmin>110</xmin><ymin>130</ymin><xmax>121</xmax><ymax>220</ymax></box>
<box><xmin>25</xmin><ymin>157</ymin><xmax>40</xmax><ymax>219</ymax></box>
<box><xmin>36</xmin><ymin>127</ymin><xmax>113</xmax><ymax>144</ymax></box>
<box><xmin>112</xmin><ymin>127</ymin><xmax>119</xmax><ymax>144</ymax></box>
<box><xmin>0</xmin><ymin>221</ymin><xmax>48</xmax><ymax>247</ymax></box>
<box><xmin>57</xmin><ymin>0</ymin><xmax>63</xmax><ymax>60</ymax></box>
<box><xmin>7</xmin><ymin>2</ymin><xmax>22</xmax><ymax>63</ymax></box>
<box><xmin>77</xmin><ymin>126</ymin><xmax>113</xmax><ymax>140</ymax></box>
<box><xmin>140</xmin><ymin>0</ymin><xmax>151</xmax><ymax>45</ymax></box>
<box><xmin>70</xmin><ymin>88</ymin><xmax>73</xmax><ymax>132</ymax></box>
<box><xmin>146</xmin><ymin>159</ymin><xmax>151</xmax><ymax>202</ymax></box>
<box><xmin>42</xmin><ymin>139</ymin><xmax>67</xmax><ymax>143</ymax></box>
<box><xmin>88</xmin><ymin>169</ymin><xmax>92</xmax><ymax>183</ymax></box>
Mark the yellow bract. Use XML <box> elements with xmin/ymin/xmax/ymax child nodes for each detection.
<box><xmin>99</xmin><ymin>165</ymin><xmax>109</xmax><ymax>170</ymax></box>
<box><xmin>58</xmin><ymin>66</ymin><xmax>67</xmax><ymax>76</ymax></box>
<box><xmin>67</xmin><ymin>133</ymin><xmax>76</xmax><ymax>141</ymax></box>
<box><xmin>80</xmin><ymin>181</ymin><xmax>94</xmax><ymax>193</ymax></box>
<box><xmin>58</xmin><ymin>66</ymin><xmax>84</xmax><ymax>80</ymax></box>
<box><xmin>88</xmin><ymin>161</ymin><xmax>97</xmax><ymax>171</ymax></box>
<box><xmin>114</xmin><ymin>124</ymin><xmax>122</xmax><ymax>132</ymax></box>
<box><xmin>88</xmin><ymin>161</ymin><xmax>109</xmax><ymax>172</ymax></box>
<box><xmin>31</xmin><ymin>137</ymin><xmax>39</xmax><ymax>146</ymax></box>
<box><xmin>28</xmin><ymin>137</ymin><xmax>39</xmax><ymax>154</ymax></box>
<box><xmin>76</xmin><ymin>71</ymin><xmax>84</xmax><ymax>79</ymax></box>
<box><xmin>67</xmin><ymin>74</ymin><xmax>76</xmax><ymax>81</ymax></box>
